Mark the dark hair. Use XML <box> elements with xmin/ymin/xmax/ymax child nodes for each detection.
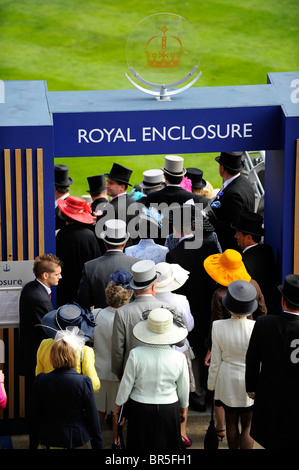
<box><xmin>55</xmin><ymin>184</ymin><xmax>69</xmax><ymax>194</ymax></box>
<box><xmin>165</xmin><ymin>174</ymin><xmax>183</xmax><ymax>185</ymax></box>
<box><xmin>284</xmin><ymin>298</ymin><xmax>299</xmax><ymax>311</ymax></box>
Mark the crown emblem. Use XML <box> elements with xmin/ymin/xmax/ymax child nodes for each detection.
<box><xmin>145</xmin><ymin>24</ymin><xmax>182</xmax><ymax>69</ymax></box>
<box><xmin>3</xmin><ymin>263</ymin><xmax>11</xmax><ymax>272</ymax></box>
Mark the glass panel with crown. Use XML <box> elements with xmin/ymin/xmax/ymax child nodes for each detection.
<box><xmin>126</xmin><ymin>13</ymin><xmax>202</xmax><ymax>101</ymax></box>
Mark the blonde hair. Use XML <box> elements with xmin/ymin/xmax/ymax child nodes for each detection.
<box><xmin>105</xmin><ymin>281</ymin><xmax>133</xmax><ymax>307</ymax></box>
<box><xmin>50</xmin><ymin>340</ymin><xmax>77</xmax><ymax>370</ymax></box>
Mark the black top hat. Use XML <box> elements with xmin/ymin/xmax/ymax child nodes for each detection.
<box><xmin>186</xmin><ymin>167</ymin><xmax>206</xmax><ymax>189</ymax></box>
<box><xmin>87</xmin><ymin>174</ymin><xmax>106</xmax><ymax>193</ymax></box>
<box><xmin>231</xmin><ymin>212</ymin><xmax>265</xmax><ymax>237</ymax></box>
<box><xmin>104</xmin><ymin>163</ymin><xmax>133</xmax><ymax>186</ymax></box>
<box><xmin>222</xmin><ymin>280</ymin><xmax>258</xmax><ymax>315</ymax></box>
<box><xmin>215</xmin><ymin>152</ymin><xmax>244</xmax><ymax>172</ymax></box>
<box><xmin>278</xmin><ymin>274</ymin><xmax>299</xmax><ymax>307</ymax></box>
<box><xmin>54</xmin><ymin>164</ymin><xmax>73</xmax><ymax>186</ymax></box>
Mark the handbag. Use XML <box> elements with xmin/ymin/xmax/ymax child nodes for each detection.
<box><xmin>204</xmin><ymin>395</ymin><xmax>219</xmax><ymax>449</ymax></box>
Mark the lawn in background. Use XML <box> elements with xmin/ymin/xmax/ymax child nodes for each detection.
<box><xmin>0</xmin><ymin>0</ymin><xmax>298</xmax><ymax>196</ymax></box>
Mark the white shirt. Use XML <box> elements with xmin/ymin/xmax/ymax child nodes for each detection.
<box><xmin>36</xmin><ymin>278</ymin><xmax>51</xmax><ymax>296</ymax></box>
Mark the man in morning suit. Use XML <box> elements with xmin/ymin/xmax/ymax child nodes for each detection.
<box><xmin>246</xmin><ymin>274</ymin><xmax>299</xmax><ymax>449</ymax></box>
<box><xmin>54</xmin><ymin>164</ymin><xmax>73</xmax><ymax>231</ymax></box>
<box><xmin>144</xmin><ymin>155</ymin><xmax>209</xmax><ymax>241</ymax></box>
<box><xmin>206</xmin><ymin>152</ymin><xmax>255</xmax><ymax>251</ymax></box>
<box><xmin>232</xmin><ymin>211</ymin><xmax>277</xmax><ymax>310</ymax></box>
<box><xmin>19</xmin><ymin>254</ymin><xmax>62</xmax><ymax>413</ymax></box>
<box><xmin>111</xmin><ymin>259</ymin><xmax>177</xmax><ymax>378</ymax></box>
<box><xmin>101</xmin><ymin>163</ymin><xmax>140</xmax><ymax>246</ymax></box>
<box><xmin>166</xmin><ymin>204</ymin><xmax>220</xmax><ymax>411</ymax></box>
<box><xmin>77</xmin><ymin>219</ymin><xmax>139</xmax><ymax>310</ymax></box>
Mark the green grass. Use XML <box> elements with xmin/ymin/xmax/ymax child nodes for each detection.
<box><xmin>0</xmin><ymin>0</ymin><xmax>298</xmax><ymax>195</ymax></box>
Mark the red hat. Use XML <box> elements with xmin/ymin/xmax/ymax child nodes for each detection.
<box><xmin>57</xmin><ymin>196</ymin><xmax>94</xmax><ymax>224</ymax></box>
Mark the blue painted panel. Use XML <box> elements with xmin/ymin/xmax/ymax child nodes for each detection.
<box><xmin>53</xmin><ymin>105</ymin><xmax>282</xmax><ymax>157</ymax></box>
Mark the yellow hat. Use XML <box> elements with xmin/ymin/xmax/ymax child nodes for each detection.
<box><xmin>203</xmin><ymin>249</ymin><xmax>251</xmax><ymax>286</ymax></box>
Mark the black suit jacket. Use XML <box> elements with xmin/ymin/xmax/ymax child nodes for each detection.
<box><xmin>209</xmin><ymin>175</ymin><xmax>255</xmax><ymax>251</ymax></box>
<box><xmin>56</xmin><ymin>223</ymin><xmax>101</xmax><ymax>306</ymax></box>
<box><xmin>145</xmin><ymin>185</ymin><xmax>209</xmax><ymax>208</ymax></box>
<box><xmin>166</xmin><ymin>234</ymin><xmax>219</xmax><ymax>351</ymax></box>
<box><xmin>29</xmin><ymin>368</ymin><xmax>102</xmax><ymax>449</ymax></box>
<box><xmin>242</xmin><ymin>243</ymin><xmax>277</xmax><ymax>310</ymax></box>
<box><xmin>246</xmin><ymin>313</ymin><xmax>299</xmax><ymax>448</ymax></box>
<box><xmin>77</xmin><ymin>250</ymin><xmax>139</xmax><ymax>309</ymax></box>
<box><xmin>19</xmin><ymin>279</ymin><xmax>53</xmax><ymax>377</ymax></box>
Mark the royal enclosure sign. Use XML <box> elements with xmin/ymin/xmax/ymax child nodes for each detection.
<box><xmin>52</xmin><ymin>105</ymin><xmax>281</xmax><ymax>157</ymax></box>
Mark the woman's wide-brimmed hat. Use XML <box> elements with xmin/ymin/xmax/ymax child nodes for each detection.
<box><xmin>99</xmin><ymin>219</ymin><xmax>130</xmax><ymax>245</ymax></box>
<box><xmin>54</xmin><ymin>164</ymin><xmax>73</xmax><ymax>187</ymax></box>
<box><xmin>204</xmin><ymin>249</ymin><xmax>251</xmax><ymax>286</ymax></box>
<box><xmin>161</xmin><ymin>155</ymin><xmax>186</xmax><ymax>177</ymax></box>
<box><xmin>57</xmin><ymin>195</ymin><xmax>94</xmax><ymax>224</ymax></box>
<box><xmin>215</xmin><ymin>152</ymin><xmax>244</xmax><ymax>172</ymax></box>
<box><xmin>278</xmin><ymin>274</ymin><xmax>299</xmax><ymax>307</ymax></box>
<box><xmin>87</xmin><ymin>174</ymin><xmax>106</xmax><ymax>193</ymax></box>
<box><xmin>222</xmin><ymin>280</ymin><xmax>258</xmax><ymax>315</ymax></box>
<box><xmin>139</xmin><ymin>169</ymin><xmax>164</xmax><ymax>189</ymax></box>
<box><xmin>186</xmin><ymin>167</ymin><xmax>206</xmax><ymax>189</ymax></box>
<box><xmin>133</xmin><ymin>308</ymin><xmax>188</xmax><ymax>345</ymax></box>
<box><xmin>104</xmin><ymin>163</ymin><xmax>133</xmax><ymax>186</ymax></box>
<box><xmin>129</xmin><ymin>259</ymin><xmax>160</xmax><ymax>290</ymax></box>
<box><xmin>231</xmin><ymin>212</ymin><xmax>265</xmax><ymax>237</ymax></box>
<box><xmin>42</xmin><ymin>303</ymin><xmax>96</xmax><ymax>340</ymax></box>
<box><xmin>155</xmin><ymin>262</ymin><xmax>189</xmax><ymax>293</ymax></box>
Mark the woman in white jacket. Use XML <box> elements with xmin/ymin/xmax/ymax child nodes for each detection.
<box><xmin>208</xmin><ymin>280</ymin><xmax>257</xmax><ymax>449</ymax></box>
<box><xmin>114</xmin><ymin>308</ymin><xmax>189</xmax><ymax>450</ymax></box>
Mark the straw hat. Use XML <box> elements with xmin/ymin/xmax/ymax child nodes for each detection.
<box><xmin>203</xmin><ymin>249</ymin><xmax>251</xmax><ymax>286</ymax></box>
<box><xmin>57</xmin><ymin>195</ymin><xmax>94</xmax><ymax>224</ymax></box>
<box><xmin>222</xmin><ymin>280</ymin><xmax>258</xmax><ymax>315</ymax></box>
<box><xmin>133</xmin><ymin>308</ymin><xmax>187</xmax><ymax>345</ymax></box>
<box><xmin>155</xmin><ymin>263</ymin><xmax>189</xmax><ymax>293</ymax></box>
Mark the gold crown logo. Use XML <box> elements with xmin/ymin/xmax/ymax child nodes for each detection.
<box><xmin>145</xmin><ymin>24</ymin><xmax>182</xmax><ymax>69</ymax></box>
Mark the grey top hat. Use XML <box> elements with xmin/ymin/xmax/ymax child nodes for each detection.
<box><xmin>222</xmin><ymin>280</ymin><xmax>258</xmax><ymax>315</ymax></box>
<box><xmin>54</xmin><ymin>164</ymin><xmax>73</xmax><ymax>186</ymax></box>
<box><xmin>87</xmin><ymin>174</ymin><xmax>106</xmax><ymax>193</ymax></box>
<box><xmin>99</xmin><ymin>219</ymin><xmax>129</xmax><ymax>245</ymax></box>
<box><xmin>215</xmin><ymin>152</ymin><xmax>244</xmax><ymax>172</ymax></box>
<box><xmin>104</xmin><ymin>163</ymin><xmax>133</xmax><ymax>186</ymax></box>
<box><xmin>278</xmin><ymin>274</ymin><xmax>299</xmax><ymax>307</ymax></box>
<box><xmin>162</xmin><ymin>155</ymin><xmax>186</xmax><ymax>177</ymax></box>
<box><xmin>129</xmin><ymin>259</ymin><xmax>161</xmax><ymax>290</ymax></box>
<box><xmin>139</xmin><ymin>169</ymin><xmax>164</xmax><ymax>189</ymax></box>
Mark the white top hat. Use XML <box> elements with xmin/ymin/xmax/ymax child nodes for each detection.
<box><xmin>99</xmin><ymin>219</ymin><xmax>129</xmax><ymax>245</ymax></box>
<box><xmin>162</xmin><ymin>155</ymin><xmax>186</xmax><ymax>177</ymax></box>
<box><xmin>155</xmin><ymin>263</ymin><xmax>190</xmax><ymax>293</ymax></box>
<box><xmin>129</xmin><ymin>259</ymin><xmax>160</xmax><ymax>290</ymax></box>
<box><xmin>133</xmin><ymin>308</ymin><xmax>188</xmax><ymax>345</ymax></box>
<box><xmin>139</xmin><ymin>169</ymin><xmax>164</xmax><ymax>189</ymax></box>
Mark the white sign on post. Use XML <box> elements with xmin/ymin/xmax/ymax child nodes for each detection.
<box><xmin>0</xmin><ymin>260</ymin><xmax>35</xmax><ymax>327</ymax></box>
